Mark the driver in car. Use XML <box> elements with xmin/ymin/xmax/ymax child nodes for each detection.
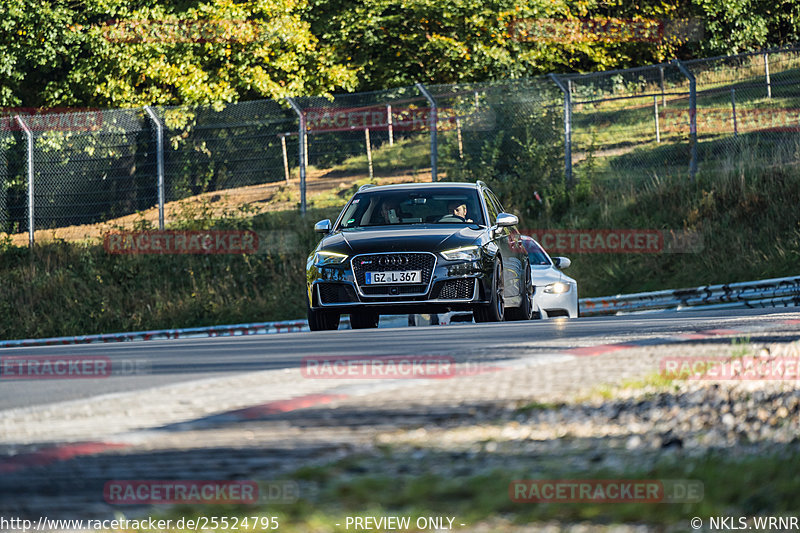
<box><xmin>440</xmin><ymin>200</ymin><xmax>473</xmax><ymax>223</ymax></box>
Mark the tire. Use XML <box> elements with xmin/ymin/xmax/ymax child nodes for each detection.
<box><xmin>506</xmin><ymin>261</ymin><xmax>534</xmax><ymax>321</ymax></box>
<box><xmin>350</xmin><ymin>310</ymin><xmax>380</xmax><ymax>329</ymax></box>
<box><xmin>308</xmin><ymin>307</ymin><xmax>340</xmax><ymax>331</ymax></box>
<box><xmin>474</xmin><ymin>258</ymin><xmax>505</xmax><ymax>322</ymax></box>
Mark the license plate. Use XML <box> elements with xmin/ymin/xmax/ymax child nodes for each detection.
<box><xmin>365</xmin><ymin>270</ymin><xmax>422</xmax><ymax>284</ymax></box>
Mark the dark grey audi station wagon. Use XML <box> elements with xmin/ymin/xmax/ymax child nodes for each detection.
<box><xmin>306</xmin><ymin>181</ymin><xmax>533</xmax><ymax>330</ymax></box>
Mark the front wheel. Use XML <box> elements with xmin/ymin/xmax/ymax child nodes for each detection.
<box><xmin>474</xmin><ymin>259</ymin><xmax>505</xmax><ymax>322</ymax></box>
<box><xmin>506</xmin><ymin>261</ymin><xmax>534</xmax><ymax>321</ymax></box>
<box><xmin>308</xmin><ymin>307</ymin><xmax>340</xmax><ymax>331</ymax></box>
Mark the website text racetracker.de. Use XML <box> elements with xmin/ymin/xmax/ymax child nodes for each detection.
<box><xmin>0</xmin><ymin>516</ymin><xmax>279</xmax><ymax>532</ymax></box>
<box><xmin>0</xmin><ymin>356</ymin><xmax>150</xmax><ymax>379</ymax></box>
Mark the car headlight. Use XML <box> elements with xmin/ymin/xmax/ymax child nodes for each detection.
<box><xmin>440</xmin><ymin>245</ymin><xmax>481</xmax><ymax>261</ymax></box>
<box><xmin>314</xmin><ymin>251</ymin><xmax>349</xmax><ymax>266</ymax></box>
<box><xmin>544</xmin><ymin>282</ymin><xmax>571</xmax><ymax>294</ymax></box>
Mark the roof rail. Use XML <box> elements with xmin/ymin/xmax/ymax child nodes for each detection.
<box><xmin>476</xmin><ymin>180</ymin><xmax>488</xmax><ymax>189</ymax></box>
<box><xmin>358</xmin><ymin>183</ymin><xmax>377</xmax><ymax>192</ymax></box>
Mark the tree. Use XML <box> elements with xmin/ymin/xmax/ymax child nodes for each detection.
<box><xmin>1</xmin><ymin>0</ymin><xmax>358</xmax><ymax>109</ymax></box>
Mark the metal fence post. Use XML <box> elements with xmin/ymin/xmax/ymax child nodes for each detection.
<box><xmin>143</xmin><ymin>106</ymin><xmax>165</xmax><ymax>230</ymax></box>
<box><xmin>659</xmin><ymin>65</ymin><xmax>666</xmax><ymax>107</ymax></box>
<box><xmin>764</xmin><ymin>52</ymin><xmax>771</xmax><ymax>99</ymax></box>
<box><xmin>415</xmin><ymin>82</ymin><xmax>438</xmax><ymax>182</ymax></box>
<box><xmin>365</xmin><ymin>128</ymin><xmax>373</xmax><ymax>179</ymax></box>
<box><xmin>15</xmin><ymin>115</ymin><xmax>34</xmax><ymax>247</ymax></box>
<box><xmin>456</xmin><ymin>117</ymin><xmax>464</xmax><ymax>159</ymax></box>
<box><xmin>549</xmin><ymin>73</ymin><xmax>573</xmax><ymax>185</ymax></box>
<box><xmin>280</xmin><ymin>134</ymin><xmax>290</xmax><ymax>183</ymax></box>
<box><xmin>387</xmin><ymin>104</ymin><xmax>394</xmax><ymax>146</ymax></box>
<box><xmin>731</xmin><ymin>88</ymin><xmax>738</xmax><ymax>137</ymax></box>
<box><xmin>672</xmin><ymin>60</ymin><xmax>697</xmax><ymax>181</ymax></box>
<box><xmin>304</xmin><ymin>132</ymin><xmax>309</xmax><ymax>170</ymax></box>
<box><xmin>286</xmin><ymin>97</ymin><xmax>307</xmax><ymax>214</ymax></box>
<box><xmin>653</xmin><ymin>96</ymin><xmax>661</xmax><ymax>143</ymax></box>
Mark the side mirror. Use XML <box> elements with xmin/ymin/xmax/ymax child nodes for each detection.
<box><xmin>314</xmin><ymin>219</ymin><xmax>332</xmax><ymax>234</ymax></box>
<box><xmin>554</xmin><ymin>256</ymin><xmax>571</xmax><ymax>269</ymax></box>
<box><xmin>495</xmin><ymin>213</ymin><xmax>519</xmax><ymax>228</ymax></box>
<box><xmin>491</xmin><ymin>212</ymin><xmax>518</xmax><ymax>237</ymax></box>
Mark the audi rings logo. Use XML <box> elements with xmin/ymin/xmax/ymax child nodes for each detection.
<box><xmin>377</xmin><ymin>255</ymin><xmax>409</xmax><ymax>267</ymax></box>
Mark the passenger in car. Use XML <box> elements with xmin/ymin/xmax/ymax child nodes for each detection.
<box><xmin>378</xmin><ymin>200</ymin><xmax>402</xmax><ymax>224</ymax></box>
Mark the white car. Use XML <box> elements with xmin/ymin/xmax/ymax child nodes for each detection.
<box><xmin>411</xmin><ymin>235</ymin><xmax>578</xmax><ymax>325</ymax></box>
<box><xmin>520</xmin><ymin>235</ymin><xmax>579</xmax><ymax>319</ymax></box>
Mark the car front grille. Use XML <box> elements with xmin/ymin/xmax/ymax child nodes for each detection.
<box><xmin>318</xmin><ymin>283</ymin><xmax>358</xmax><ymax>304</ymax></box>
<box><xmin>361</xmin><ymin>284</ymin><xmax>428</xmax><ymax>296</ymax></box>
<box><xmin>431</xmin><ymin>278</ymin><xmax>475</xmax><ymax>300</ymax></box>
<box><xmin>352</xmin><ymin>253</ymin><xmax>436</xmax><ymax>295</ymax></box>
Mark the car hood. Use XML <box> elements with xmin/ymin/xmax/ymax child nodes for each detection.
<box><xmin>319</xmin><ymin>225</ymin><xmax>484</xmax><ymax>255</ymax></box>
<box><xmin>532</xmin><ymin>265</ymin><xmax>576</xmax><ymax>287</ymax></box>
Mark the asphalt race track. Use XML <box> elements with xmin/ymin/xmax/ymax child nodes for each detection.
<box><xmin>2</xmin><ymin>306</ymin><xmax>800</xmax><ymax>523</ymax></box>
<box><xmin>1</xmin><ymin>307</ymin><xmax>797</xmax><ymax>411</ymax></box>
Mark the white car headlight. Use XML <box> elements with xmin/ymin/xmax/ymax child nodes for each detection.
<box><xmin>314</xmin><ymin>251</ymin><xmax>349</xmax><ymax>266</ymax></box>
<box><xmin>544</xmin><ymin>282</ymin><xmax>571</xmax><ymax>294</ymax></box>
<box><xmin>440</xmin><ymin>245</ymin><xmax>481</xmax><ymax>261</ymax></box>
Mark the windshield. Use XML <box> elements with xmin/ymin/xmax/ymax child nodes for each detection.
<box><xmin>522</xmin><ymin>238</ymin><xmax>552</xmax><ymax>266</ymax></box>
<box><xmin>337</xmin><ymin>188</ymin><xmax>486</xmax><ymax>229</ymax></box>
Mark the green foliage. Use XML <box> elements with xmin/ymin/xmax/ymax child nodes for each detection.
<box><xmin>444</xmin><ymin>94</ymin><xmax>565</xmax><ymax>223</ymax></box>
<box><xmin>1</xmin><ymin>0</ymin><xmax>358</xmax><ymax>108</ymax></box>
<box><xmin>4</xmin><ymin>0</ymin><xmax>798</xmax><ymax>108</ymax></box>
<box><xmin>688</xmin><ymin>0</ymin><xmax>800</xmax><ymax>56</ymax></box>
<box><xmin>0</xmin><ymin>207</ymin><xmax>339</xmax><ymax>340</ymax></box>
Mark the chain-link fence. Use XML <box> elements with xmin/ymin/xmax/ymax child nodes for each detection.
<box><xmin>2</xmin><ymin>45</ymin><xmax>799</xmax><ymax>245</ymax></box>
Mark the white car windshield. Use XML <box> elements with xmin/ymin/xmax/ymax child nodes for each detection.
<box><xmin>522</xmin><ymin>238</ymin><xmax>552</xmax><ymax>265</ymax></box>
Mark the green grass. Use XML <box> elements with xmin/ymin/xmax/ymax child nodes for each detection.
<box><xmin>558</xmin><ymin>144</ymin><xmax>800</xmax><ymax>297</ymax></box>
<box><xmin>312</xmin><ymin>135</ymin><xmax>432</xmax><ymax>178</ymax></box>
<box><xmin>143</xmin><ymin>449</ymin><xmax>800</xmax><ymax>531</ymax></box>
<box><xmin>2</xmin><ymin>59</ymin><xmax>800</xmax><ymax>340</ymax></box>
<box><xmin>1</xmin><ymin>157</ymin><xmax>799</xmax><ymax>339</ymax></box>
<box><xmin>0</xmin><ymin>207</ymin><xmax>338</xmax><ymax>340</ymax></box>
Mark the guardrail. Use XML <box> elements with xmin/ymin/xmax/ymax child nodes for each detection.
<box><xmin>3</xmin><ymin>276</ymin><xmax>798</xmax><ymax>347</ymax></box>
<box><xmin>579</xmin><ymin>275</ymin><xmax>800</xmax><ymax>316</ymax></box>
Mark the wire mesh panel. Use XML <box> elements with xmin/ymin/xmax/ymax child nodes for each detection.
<box><xmin>686</xmin><ymin>47</ymin><xmax>800</xmax><ymax>174</ymax></box>
<box><xmin>0</xmin><ymin>122</ymin><xmax>18</xmax><ymax>233</ymax></box>
<box><xmin>155</xmin><ymin>100</ymin><xmax>298</xmax><ymax>205</ymax></box>
<box><xmin>24</xmin><ymin>108</ymin><xmax>155</xmax><ymax>233</ymax></box>
<box><xmin>565</xmin><ymin>62</ymin><xmax>692</xmax><ymax>185</ymax></box>
<box><xmin>2</xmin><ymin>45</ymin><xmax>800</xmax><ymax>242</ymax></box>
<box><xmin>424</xmin><ymin>77</ymin><xmax>563</xmax><ymax>185</ymax></box>
<box><xmin>292</xmin><ymin>86</ymin><xmax>433</xmax><ymax>182</ymax></box>
<box><xmin>406</xmin><ymin>78</ymin><xmax>563</xmax><ymax>222</ymax></box>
